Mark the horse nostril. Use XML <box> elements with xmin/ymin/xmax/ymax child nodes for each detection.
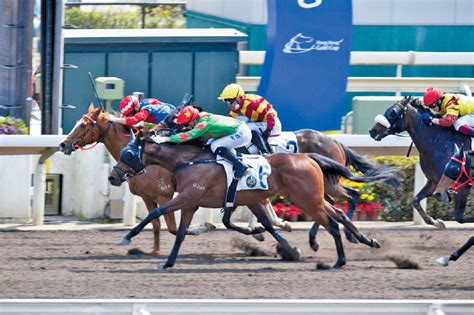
<box><xmin>59</xmin><ymin>142</ymin><xmax>66</xmax><ymax>149</ymax></box>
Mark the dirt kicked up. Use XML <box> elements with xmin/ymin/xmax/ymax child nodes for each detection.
<box><xmin>0</xmin><ymin>227</ymin><xmax>472</xmax><ymax>299</ymax></box>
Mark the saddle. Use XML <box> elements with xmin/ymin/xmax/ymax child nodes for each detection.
<box><xmin>216</xmin><ymin>154</ymin><xmax>271</xmax><ymax>209</ymax></box>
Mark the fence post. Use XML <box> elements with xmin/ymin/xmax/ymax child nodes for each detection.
<box><xmin>413</xmin><ymin>162</ymin><xmax>427</xmax><ymax>225</ymax></box>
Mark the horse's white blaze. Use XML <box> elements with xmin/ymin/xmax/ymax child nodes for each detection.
<box><xmin>375</xmin><ymin>114</ymin><xmax>391</xmax><ymax>128</ymax></box>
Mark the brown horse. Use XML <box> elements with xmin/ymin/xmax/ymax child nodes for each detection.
<box><xmin>111</xmin><ymin>133</ymin><xmax>393</xmax><ymax>269</ymax></box>
<box><xmin>60</xmin><ymin>105</ymin><xmax>294</xmax><ymax>252</ymax></box>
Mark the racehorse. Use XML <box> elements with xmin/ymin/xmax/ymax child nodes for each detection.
<box><xmin>369</xmin><ymin>96</ymin><xmax>472</xmax><ymax>226</ymax></box>
<box><xmin>111</xmin><ymin>133</ymin><xmax>396</xmax><ymax>270</ymax></box>
<box><xmin>58</xmin><ymin>104</ymin><xmax>289</xmax><ymax>254</ymax></box>
<box><xmin>436</xmin><ymin>235</ymin><xmax>474</xmax><ymax>266</ymax></box>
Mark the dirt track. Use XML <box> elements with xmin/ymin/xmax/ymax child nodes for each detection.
<box><xmin>0</xmin><ymin>227</ymin><xmax>472</xmax><ymax>299</ymax></box>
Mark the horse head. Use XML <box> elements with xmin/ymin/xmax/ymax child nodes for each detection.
<box><xmin>59</xmin><ymin>103</ymin><xmax>111</xmax><ymax>155</ymax></box>
<box><xmin>369</xmin><ymin>96</ymin><xmax>410</xmax><ymax>140</ymax></box>
<box><xmin>433</xmin><ymin>143</ymin><xmax>471</xmax><ymax>201</ymax></box>
<box><xmin>108</xmin><ymin>131</ymin><xmax>147</xmax><ymax>186</ymax></box>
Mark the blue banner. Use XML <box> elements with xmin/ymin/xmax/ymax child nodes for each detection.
<box><xmin>258</xmin><ymin>0</ymin><xmax>352</xmax><ymax>131</ymax></box>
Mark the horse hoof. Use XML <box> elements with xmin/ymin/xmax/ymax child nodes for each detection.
<box><xmin>120</xmin><ymin>237</ymin><xmax>131</xmax><ymax>246</ymax></box>
<box><xmin>371</xmin><ymin>239</ymin><xmax>381</xmax><ymax>248</ymax></box>
<box><xmin>282</xmin><ymin>221</ymin><xmax>292</xmax><ymax>232</ymax></box>
<box><xmin>333</xmin><ymin>259</ymin><xmax>346</xmax><ymax>269</ymax></box>
<box><xmin>204</xmin><ymin>222</ymin><xmax>217</xmax><ymax>230</ymax></box>
<box><xmin>276</xmin><ymin>245</ymin><xmax>301</xmax><ymax>261</ymax></box>
<box><xmin>158</xmin><ymin>262</ymin><xmax>173</xmax><ymax>270</ymax></box>
<box><xmin>310</xmin><ymin>241</ymin><xmax>320</xmax><ymax>252</ymax></box>
<box><xmin>434</xmin><ymin>219</ymin><xmax>446</xmax><ymax>229</ymax></box>
<box><xmin>252</xmin><ymin>233</ymin><xmax>265</xmax><ymax>242</ymax></box>
<box><xmin>435</xmin><ymin>256</ymin><xmax>449</xmax><ymax>267</ymax></box>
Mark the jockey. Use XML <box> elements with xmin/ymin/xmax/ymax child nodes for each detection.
<box><xmin>152</xmin><ymin>105</ymin><xmax>252</xmax><ymax>179</ymax></box>
<box><xmin>108</xmin><ymin>95</ymin><xmax>176</xmax><ymax>127</ymax></box>
<box><xmin>218</xmin><ymin>83</ymin><xmax>280</xmax><ymax>154</ymax></box>
<box><xmin>422</xmin><ymin>87</ymin><xmax>474</xmax><ymax>136</ymax></box>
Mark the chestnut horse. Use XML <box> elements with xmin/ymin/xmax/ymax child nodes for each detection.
<box><xmin>111</xmin><ymin>134</ymin><xmax>395</xmax><ymax>269</ymax></box>
<box><xmin>59</xmin><ymin>105</ymin><xmax>288</xmax><ymax>254</ymax></box>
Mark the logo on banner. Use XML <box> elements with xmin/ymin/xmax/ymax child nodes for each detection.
<box><xmin>298</xmin><ymin>0</ymin><xmax>323</xmax><ymax>9</ymax></box>
<box><xmin>283</xmin><ymin>33</ymin><xmax>343</xmax><ymax>54</ymax></box>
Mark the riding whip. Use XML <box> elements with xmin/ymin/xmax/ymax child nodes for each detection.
<box><xmin>88</xmin><ymin>72</ymin><xmax>105</xmax><ymax>108</ymax></box>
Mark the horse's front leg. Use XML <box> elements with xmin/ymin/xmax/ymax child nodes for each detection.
<box><xmin>120</xmin><ymin>196</ymin><xmax>184</xmax><ymax>245</ymax></box>
<box><xmin>222</xmin><ymin>207</ymin><xmax>266</xmax><ymax>235</ymax></box>
<box><xmin>143</xmin><ymin>199</ymin><xmax>164</xmax><ymax>256</ymax></box>
<box><xmin>437</xmin><ymin>236</ymin><xmax>474</xmax><ymax>266</ymax></box>
<box><xmin>248</xmin><ymin>203</ymin><xmax>300</xmax><ymax>261</ymax></box>
<box><xmin>453</xmin><ymin>188</ymin><xmax>474</xmax><ymax>223</ymax></box>
<box><xmin>160</xmin><ymin>206</ymin><xmax>199</xmax><ymax>270</ymax></box>
<box><xmin>413</xmin><ymin>180</ymin><xmax>446</xmax><ymax>228</ymax></box>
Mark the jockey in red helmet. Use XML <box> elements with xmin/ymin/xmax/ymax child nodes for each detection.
<box><xmin>422</xmin><ymin>87</ymin><xmax>474</xmax><ymax>136</ymax></box>
<box><xmin>109</xmin><ymin>95</ymin><xmax>176</xmax><ymax>127</ymax></box>
<box><xmin>152</xmin><ymin>105</ymin><xmax>252</xmax><ymax>179</ymax></box>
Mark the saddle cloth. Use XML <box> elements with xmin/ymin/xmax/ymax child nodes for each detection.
<box><xmin>245</xmin><ymin>131</ymin><xmax>299</xmax><ymax>154</ymax></box>
<box><xmin>217</xmin><ymin>154</ymin><xmax>271</xmax><ymax>191</ymax></box>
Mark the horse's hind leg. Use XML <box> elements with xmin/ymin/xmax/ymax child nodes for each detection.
<box><xmin>248</xmin><ymin>203</ymin><xmax>300</xmax><ymax>261</ymax></box>
<box><xmin>313</xmin><ymin>211</ymin><xmax>346</xmax><ymax>269</ymax></box>
<box><xmin>342</xmin><ymin>185</ymin><xmax>359</xmax><ymax>244</ymax></box>
<box><xmin>143</xmin><ymin>199</ymin><xmax>165</xmax><ymax>255</ymax></box>
<box><xmin>161</xmin><ymin>207</ymin><xmax>199</xmax><ymax>270</ymax></box>
<box><xmin>324</xmin><ymin>202</ymin><xmax>381</xmax><ymax>249</ymax></box>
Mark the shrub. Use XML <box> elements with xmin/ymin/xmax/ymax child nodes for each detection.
<box><xmin>0</xmin><ymin>116</ymin><xmax>29</xmax><ymax>135</ymax></box>
<box><xmin>64</xmin><ymin>5</ymin><xmax>185</xmax><ymax>29</ymax></box>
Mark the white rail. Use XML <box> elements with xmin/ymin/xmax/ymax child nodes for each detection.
<box><xmin>0</xmin><ymin>299</ymin><xmax>473</xmax><ymax>314</ymax></box>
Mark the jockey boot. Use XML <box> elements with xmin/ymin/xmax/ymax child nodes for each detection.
<box><xmin>215</xmin><ymin>147</ymin><xmax>248</xmax><ymax>179</ymax></box>
<box><xmin>251</xmin><ymin>130</ymin><xmax>272</xmax><ymax>155</ymax></box>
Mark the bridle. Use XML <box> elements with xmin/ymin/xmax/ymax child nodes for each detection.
<box><xmin>447</xmin><ymin>152</ymin><xmax>473</xmax><ymax>192</ymax></box>
<box><xmin>112</xmin><ymin>163</ymin><xmax>146</xmax><ymax>182</ymax></box>
<box><xmin>73</xmin><ymin>114</ymin><xmax>111</xmax><ymax>151</ymax></box>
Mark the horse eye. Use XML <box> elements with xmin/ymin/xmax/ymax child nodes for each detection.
<box><xmin>447</xmin><ymin>165</ymin><xmax>459</xmax><ymax>177</ymax></box>
<box><xmin>389</xmin><ymin>109</ymin><xmax>398</xmax><ymax>118</ymax></box>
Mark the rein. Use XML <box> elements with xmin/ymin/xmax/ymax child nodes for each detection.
<box><xmin>450</xmin><ymin>154</ymin><xmax>473</xmax><ymax>191</ymax></box>
<box><xmin>74</xmin><ymin>115</ymin><xmax>112</xmax><ymax>151</ymax></box>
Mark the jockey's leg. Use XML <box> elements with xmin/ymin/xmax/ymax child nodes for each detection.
<box><xmin>454</xmin><ymin>114</ymin><xmax>474</xmax><ymax>136</ymax></box>
<box><xmin>251</xmin><ymin>130</ymin><xmax>271</xmax><ymax>154</ymax></box>
<box><xmin>211</xmin><ymin>124</ymin><xmax>252</xmax><ymax>179</ymax></box>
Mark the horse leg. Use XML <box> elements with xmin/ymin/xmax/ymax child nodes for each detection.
<box><xmin>160</xmin><ymin>207</ymin><xmax>199</xmax><ymax>270</ymax></box>
<box><xmin>413</xmin><ymin>181</ymin><xmax>446</xmax><ymax>228</ymax></box>
<box><xmin>342</xmin><ymin>185</ymin><xmax>360</xmax><ymax>244</ymax></box>
<box><xmin>309</xmin><ymin>194</ymin><xmax>334</xmax><ymax>252</ymax></box>
<box><xmin>324</xmin><ymin>202</ymin><xmax>381</xmax><ymax>249</ymax></box>
<box><xmin>248</xmin><ymin>212</ymin><xmax>265</xmax><ymax>241</ymax></box>
<box><xmin>312</xmin><ymin>210</ymin><xmax>346</xmax><ymax>268</ymax></box>
<box><xmin>222</xmin><ymin>207</ymin><xmax>266</xmax><ymax>235</ymax></box>
<box><xmin>453</xmin><ymin>189</ymin><xmax>474</xmax><ymax>223</ymax></box>
<box><xmin>247</xmin><ymin>203</ymin><xmax>300</xmax><ymax>261</ymax></box>
<box><xmin>143</xmin><ymin>199</ymin><xmax>164</xmax><ymax>255</ymax></box>
<box><xmin>263</xmin><ymin>200</ymin><xmax>292</xmax><ymax>232</ymax></box>
<box><xmin>437</xmin><ymin>236</ymin><xmax>474</xmax><ymax>266</ymax></box>
<box><xmin>120</xmin><ymin>197</ymin><xmax>184</xmax><ymax>245</ymax></box>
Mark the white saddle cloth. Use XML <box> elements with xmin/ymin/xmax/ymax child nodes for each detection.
<box><xmin>217</xmin><ymin>154</ymin><xmax>271</xmax><ymax>191</ymax></box>
<box><xmin>245</xmin><ymin>131</ymin><xmax>299</xmax><ymax>154</ymax></box>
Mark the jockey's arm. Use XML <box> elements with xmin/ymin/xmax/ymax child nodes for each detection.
<box><xmin>432</xmin><ymin>114</ymin><xmax>457</xmax><ymax>127</ymax></box>
<box><xmin>169</xmin><ymin>123</ymin><xmax>207</xmax><ymax>143</ymax></box>
<box><xmin>265</xmin><ymin>113</ymin><xmax>276</xmax><ymax>131</ymax></box>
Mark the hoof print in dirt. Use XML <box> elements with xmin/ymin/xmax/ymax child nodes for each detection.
<box><xmin>388</xmin><ymin>255</ymin><xmax>420</xmax><ymax>269</ymax></box>
<box><xmin>127</xmin><ymin>248</ymin><xmax>146</xmax><ymax>256</ymax></box>
<box><xmin>315</xmin><ymin>261</ymin><xmax>332</xmax><ymax>270</ymax></box>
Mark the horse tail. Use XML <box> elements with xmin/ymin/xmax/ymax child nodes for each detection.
<box><xmin>306</xmin><ymin>153</ymin><xmax>402</xmax><ymax>188</ymax></box>
<box><xmin>342</xmin><ymin>146</ymin><xmax>402</xmax><ymax>188</ymax></box>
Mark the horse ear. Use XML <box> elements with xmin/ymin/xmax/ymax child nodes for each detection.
<box><xmin>454</xmin><ymin>143</ymin><xmax>460</xmax><ymax>153</ymax></box>
<box><xmin>460</xmin><ymin>143</ymin><xmax>465</xmax><ymax>155</ymax></box>
<box><xmin>88</xmin><ymin>102</ymin><xmax>95</xmax><ymax>113</ymax></box>
<box><xmin>129</xmin><ymin>130</ymin><xmax>136</xmax><ymax>143</ymax></box>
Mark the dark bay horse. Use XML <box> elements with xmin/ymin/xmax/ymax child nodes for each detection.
<box><xmin>111</xmin><ymin>134</ymin><xmax>394</xmax><ymax>270</ymax></box>
<box><xmin>433</xmin><ymin>144</ymin><xmax>474</xmax><ymax>266</ymax></box>
<box><xmin>59</xmin><ymin>104</ymin><xmax>213</xmax><ymax>255</ymax></box>
<box><xmin>369</xmin><ymin>96</ymin><xmax>472</xmax><ymax>226</ymax></box>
